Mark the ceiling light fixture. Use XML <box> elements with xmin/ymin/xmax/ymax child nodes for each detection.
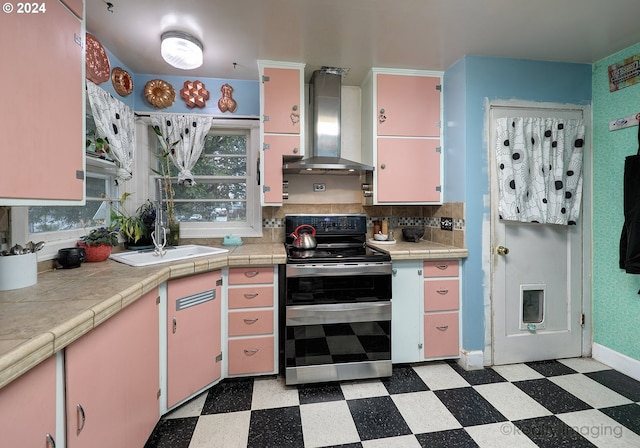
<box><xmin>160</xmin><ymin>31</ymin><xmax>203</xmax><ymax>70</ymax></box>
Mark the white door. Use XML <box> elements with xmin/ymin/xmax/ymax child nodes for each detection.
<box><xmin>490</xmin><ymin>105</ymin><xmax>585</xmax><ymax>365</ymax></box>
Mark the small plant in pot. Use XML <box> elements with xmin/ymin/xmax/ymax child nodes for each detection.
<box><xmin>110</xmin><ymin>193</ymin><xmax>156</xmax><ymax>250</ymax></box>
<box><xmin>78</xmin><ymin>225</ymin><xmax>119</xmax><ymax>262</ymax></box>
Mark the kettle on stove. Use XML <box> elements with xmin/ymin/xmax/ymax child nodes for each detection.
<box><xmin>291</xmin><ymin>224</ymin><xmax>317</xmax><ymax>250</ymax></box>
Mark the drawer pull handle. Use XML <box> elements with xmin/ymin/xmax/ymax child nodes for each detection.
<box><xmin>436</xmin><ymin>264</ymin><xmax>449</xmax><ymax>270</ymax></box>
<box><xmin>46</xmin><ymin>433</ymin><xmax>56</xmax><ymax>448</ymax></box>
<box><xmin>244</xmin><ymin>348</ymin><xmax>260</xmax><ymax>355</ymax></box>
<box><xmin>244</xmin><ymin>293</ymin><xmax>259</xmax><ymax>299</ymax></box>
<box><xmin>436</xmin><ymin>289</ymin><xmax>449</xmax><ymax>295</ymax></box>
<box><xmin>436</xmin><ymin>325</ymin><xmax>449</xmax><ymax>331</ymax></box>
<box><xmin>243</xmin><ymin>318</ymin><xmax>259</xmax><ymax>324</ymax></box>
<box><xmin>244</xmin><ymin>271</ymin><xmax>259</xmax><ymax>278</ymax></box>
<box><xmin>76</xmin><ymin>404</ymin><xmax>86</xmax><ymax>434</ymax></box>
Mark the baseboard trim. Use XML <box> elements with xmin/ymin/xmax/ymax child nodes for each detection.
<box><xmin>458</xmin><ymin>350</ymin><xmax>484</xmax><ymax>371</ymax></box>
<box><xmin>592</xmin><ymin>343</ymin><xmax>640</xmax><ymax>381</ymax></box>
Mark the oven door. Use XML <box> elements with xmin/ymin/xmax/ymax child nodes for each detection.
<box><xmin>285</xmin><ymin>302</ymin><xmax>391</xmax><ymax>385</ymax></box>
<box><xmin>283</xmin><ymin>262</ymin><xmax>392</xmax><ymax>385</ymax></box>
<box><xmin>285</xmin><ymin>262</ymin><xmax>392</xmax><ymax>306</ymax></box>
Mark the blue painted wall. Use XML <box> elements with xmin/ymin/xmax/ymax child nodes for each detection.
<box><xmin>443</xmin><ymin>56</ymin><xmax>592</xmax><ymax>352</ymax></box>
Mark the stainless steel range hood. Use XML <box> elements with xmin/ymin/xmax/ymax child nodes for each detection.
<box><xmin>283</xmin><ymin>70</ymin><xmax>374</xmax><ymax>174</ymax></box>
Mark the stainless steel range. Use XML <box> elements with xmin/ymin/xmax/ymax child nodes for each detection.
<box><xmin>280</xmin><ymin>214</ymin><xmax>392</xmax><ymax>385</ymax></box>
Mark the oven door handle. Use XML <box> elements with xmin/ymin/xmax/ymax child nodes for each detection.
<box><xmin>286</xmin><ymin>262</ymin><xmax>392</xmax><ymax>278</ymax></box>
<box><xmin>286</xmin><ymin>302</ymin><xmax>391</xmax><ymax>326</ymax></box>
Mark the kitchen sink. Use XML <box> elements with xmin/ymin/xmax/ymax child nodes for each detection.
<box><xmin>108</xmin><ymin>245</ymin><xmax>229</xmax><ymax>267</ymax></box>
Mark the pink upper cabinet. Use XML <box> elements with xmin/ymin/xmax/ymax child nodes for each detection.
<box><xmin>263</xmin><ymin>67</ymin><xmax>301</xmax><ymax>134</ymax></box>
<box><xmin>0</xmin><ymin>1</ymin><xmax>84</xmax><ymax>202</ymax></box>
<box><xmin>61</xmin><ymin>0</ymin><xmax>83</xmax><ymax>18</ymax></box>
<box><xmin>376</xmin><ymin>74</ymin><xmax>441</xmax><ymax>138</ymax></box>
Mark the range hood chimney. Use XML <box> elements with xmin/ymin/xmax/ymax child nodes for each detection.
<box><xmin>283</xmin><ymin>69</ymin><xmax>373</xmax><ymax>174</ymax></box>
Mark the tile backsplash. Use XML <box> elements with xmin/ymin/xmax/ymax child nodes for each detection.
<box><xmin>254</xmin><ymin>202</ymin><xmax>465</xmax><ymax>248</ymax></box>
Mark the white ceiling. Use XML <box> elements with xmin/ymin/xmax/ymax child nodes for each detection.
<box><xmin>87</xmin><ymin>0</ymin><xmax>640</xmax><ymax>86</ymax></box>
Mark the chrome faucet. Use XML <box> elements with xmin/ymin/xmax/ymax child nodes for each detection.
<box><xmin>152</xmin><ymin>178</ymin><xmax>168</xmax><ymax>256</ymax></box>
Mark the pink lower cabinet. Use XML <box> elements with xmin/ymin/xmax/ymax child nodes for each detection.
<box><xmin>167</xmin><ymin>271</ymin><xmax>222</xmax><ymax>408</ymax></box>
<box><xmin>65</xmin><ymin>288</ymin><xmax>160</xmax><ymax>448</ymax></box>
<box><xmin>228</xmin><ymin>337</ymin><xmax>275</xmax><ymax>375</ymax></box>
<box><xmin>0</xmin><ymin>356</ymin><xmax>57</xmax><ymax>447</ymax></box>
<box><xmin>423</xmin><ymin>260</ymin><xmax>461</xmax><ymax>360</ymax></box>
<box><xmin>227</xmin><ymin>266</ymin><xmax>277</xmax><ymax>376</ymax></box>
<box><xmin>228</xmin><ymin>309</ymin><xmax>274</xmax><ymax>336</ymax></box>
<box><xmin>423</xmin><ymin>313</ymin><xmax>460</xmax><ymax>358</ymax></box>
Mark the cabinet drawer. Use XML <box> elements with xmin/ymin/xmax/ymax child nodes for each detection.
<box><xmin>228</xmin><ymin>336</ymin><xmax>275</xmax><ymax>375</ymax></box>
<box><xmin>424</xmin><ymin>312</ymin><xmax>459</xmax><ymax>358</ymax></box>
<box><xmin>228</xmin><ymin>310</ymin><xmax>274</xmax><ymax>336</ymax></box>
<box><xmin>424</xmin><ymin>279</ymin><xmax>459</xmax><ymax>311</ymax></box>
<box><xmin>423</xmin><ymin>260</ymin><xmax>459</xmax><ymax>278</ymax></box>
<box><xmin>228</xmin><ymin>267</ymin><xmax>274</xmax><ymax>285</ymax></box>
<box><xmin>228</xmin><ymin>286</ymin><xmax>274</xmax><ymax>309</ymax></box>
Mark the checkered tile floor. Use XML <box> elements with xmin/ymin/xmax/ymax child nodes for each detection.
<box><xmin>144</xmin><ymin>358</ymin><xmax>640</xmax><ymax>448</ymax></box>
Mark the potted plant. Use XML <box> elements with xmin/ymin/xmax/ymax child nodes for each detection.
<box><xmin>110</xmin><ymin>193</ymin><xmax>156</xmax><ymax>249</ymax></box>
<box><xmin>86</xmin><ymin>131</ymin><xmax>110</xmax><ymax>158</ymax></box>
<box><xmin>78</xmin><ymin>224</ymin><xmax>119</xmax><ymax>262</ymax></box>
<box><xmin>152</xmin><ymin>126</ymin><xmax>179</xmax><ymax>245</ymax></box>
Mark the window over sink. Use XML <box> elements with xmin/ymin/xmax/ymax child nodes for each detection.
<box><xmin>149</xmin><ymin>119</ymin><xmax>261</xmax><ymax>238</ymax></box>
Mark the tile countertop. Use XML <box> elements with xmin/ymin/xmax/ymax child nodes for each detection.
<box><xmin>0</xmin><ymin>243</ymin><xmax>286</xmax><ymax>389</ymax></box>
<box><xmin>0</xmin><ymin>240</ymin><xmax>466</xmax><ymax>389</ymax></box>
<box><xmin>367</xmin><ymin>239</ymin><xmax>468</xmax><ymax>260</ymax></box>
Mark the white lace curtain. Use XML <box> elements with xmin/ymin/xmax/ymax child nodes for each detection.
<box><xmin>151</xmin><ymin>115</ymin><xmax>213</xmax><ymax>186</ymax></box>
<box><xmin>86</xmin><ymin>81</ymin><xmax>135</xmax><ymax>183</ymax></box>
<box><xmin>495</xmin><ymin>117</ymin><xmax>585</xmax><ymax>225</ymax></box>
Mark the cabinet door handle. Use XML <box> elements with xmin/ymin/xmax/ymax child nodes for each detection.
<box><xmin>46</xmin><ymin>433</ymin><xmax>56</xmax><ymax>448</ymax></box>
<box><xmin>436</xmin><ymin>289</ymin><xmax>449</xmax><ymax>295</ymax></box>
<box><xmin>436</xmin><ymin>264</ymin><xmax>449</xmax><ymax>270</ymax></box>
<box><xmin>378</xmin><ymin>108</ymin><xmax>386</xmax><ymax>123</ymax></box>
<box><xmin>436</xmin><ymin>325</ymin><xmax>449</xmax><ymax>331</ymax></box>
<box><xmin>380</xmin><ymin>163</ymin><xmax>386</xmax><ymax>169</ymax></box>
<box><xmin>172</xmin><ymin>317</ymin><xmax>177</xmax><ymax>334</ymax></box>
<box><xmin>290</xmin><ymin>106</ymin><xmax>299</xmax><ymax>124</ymax></box>
<box><xmin>244</xmin><ymin>348</ymin><xmax>260</xmax><ymax>355</ymax></box>
<box><xmin>244</xmin><ymin>293</ymin><xmax>259</xmax><ymax>299</ymax></box>
<box><xmin>76</xmin><ymin>404</ymin><xmax>86</xmax><ymax>434</ymax></box>
<box><xmin>244</xmin><ymin>271</ymin><xmax>259</xmax><ymax>278</ymax></box>
<box><xmin>243</xmin><ymin>318</ymin><xmax>259</xmax><ymax>324</ymax></box>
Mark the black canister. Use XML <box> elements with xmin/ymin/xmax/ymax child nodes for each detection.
<box><xmin>57</xmin><ymin>247</ymin><xmax>86</xmax><ymax>269</ymax></box>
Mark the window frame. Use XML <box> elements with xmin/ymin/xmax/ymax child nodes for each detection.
<box><xmin>12</xmin><ymin>158</ymin><xmax>119</xmax><ymax>261</ymax></box>
<box><xmin>148</xmin><ymin>118</ymin><xmax>262</xmax><ymax>238</ymax></box>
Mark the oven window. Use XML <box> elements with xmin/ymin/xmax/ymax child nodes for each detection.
<box><xmin>285</xmin><ymin>321</ymin><xmax>391</xmax><ymax>368</ymax></box>
<box><xmin>286</xmin><ymin>275</ymin><xmax>391</xmax><ymax>306</ymax></box>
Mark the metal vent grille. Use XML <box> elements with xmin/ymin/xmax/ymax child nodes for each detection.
<box><xmin>176</xmin><ymin>289</ymin><xmax>216</xmax><ymax>311</ymax></box>
<box><xmin>320</xmin><ymin>66</ymin><xmax>350</xmax><ymax>78</ymax></box>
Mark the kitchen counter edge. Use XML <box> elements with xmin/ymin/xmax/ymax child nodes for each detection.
<box><xmin>0</xmin><ymin>241</ymin><xmax>466</xmax><ymax>389</ymax></box>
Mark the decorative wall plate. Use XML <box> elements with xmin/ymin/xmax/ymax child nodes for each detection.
<box><xmin>111</xmin><ymin>67</ymin><xmax>133</xmax><ymax>96</ymax></box>
<box><xmin>180</xmin><ymin>80</ymin><xmax>210</xmax><ymax>108</ymax></box>
<box><xmin>85</xmin><ymin>33</ymin><xmax>111</xmax><ymax>84</ymax></box>
<box><xmin>144</xmin><ymin>79</ymin><xmax>175</xmax><ymax>109</ymax></box>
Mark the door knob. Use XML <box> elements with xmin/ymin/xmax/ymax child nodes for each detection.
<box><xmin>496</xmin><ymin>245</ymin><xmax>509</xmax><ymax>255</ymax></box>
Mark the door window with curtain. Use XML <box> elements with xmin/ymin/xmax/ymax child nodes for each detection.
<box><xmin>495</xmin><ymin>117</ymin><xmax>585</xmax><ymax>225</ymax></box>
